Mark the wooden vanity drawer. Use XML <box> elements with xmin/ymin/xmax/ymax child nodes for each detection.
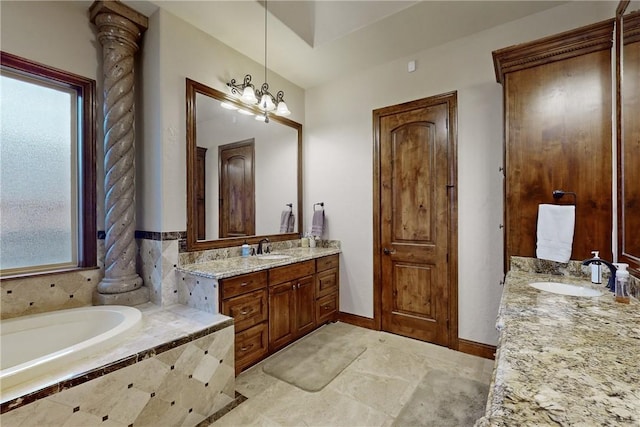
<box><xmin>316</xmin><ymin>292</ymin><xmax>338</xmax><ymax>325</ymax></box>
<box><xmin>316</xmin><ymin>268</ymin><xmax>338</xmax><ymax>298</ymax></box>
<box><xmin>220</xmin><ymin>271</ymin><xmax>267</xmax><ymax>299</ymax></box>
<box><xmin>235</xmin><ymin>322</ymin><xmax>268</xmax><ymax>374</ymax></box>
<box><xmin>316</xmin><ymin>254</ymin><xmax>339</xmax><ymax>272</ymax></box>
<box><xmin>269</xmin><ymin>260</ymin><xmax>315</xmax><ymax>285</ymax></box>
<box><xmin>221</xmin><ymin>289</ymin><xmax>267</xmax><ymax>333</ymax></box>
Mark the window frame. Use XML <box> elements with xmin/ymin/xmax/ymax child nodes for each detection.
<box><xmin>0</xmin><ymin>51</ymin><xmax>97</xmax><ymax>277</ymax></box>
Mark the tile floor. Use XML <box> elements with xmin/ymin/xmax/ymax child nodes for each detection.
<box><xmin>211</xmin><ymin>322</ymin><xmax>495</xmax><ymax>426</ymax></box>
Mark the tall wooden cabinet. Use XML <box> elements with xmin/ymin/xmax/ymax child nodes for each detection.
<box><xmin>493</xmin><ymin>19</ymin><xmax>615</xmax><ymax>266</ymax></box>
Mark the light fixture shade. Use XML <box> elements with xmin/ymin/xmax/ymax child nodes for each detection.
<box><xmin>259</xmin><ymin>94</ymin><xmax>275</xmax><ymax>112</ymax></box>
<box><xmin>275</xmin><ymin>101</ymin><xmax>291</xmax><ymax>116</ymax></box>
<box><xmin>241</xmin><ymin>86</ymin><xmax>258</xmax><ymax>104</ymax></box>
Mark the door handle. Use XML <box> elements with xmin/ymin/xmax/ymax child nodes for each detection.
<box><xmin>383</xmin><ymin>248</ymin><xmax>396</xmax><ymax>255</ymax></box>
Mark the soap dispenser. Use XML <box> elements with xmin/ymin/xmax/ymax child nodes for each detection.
<box><xmin>590</xmin><ymin>251</ymin><xmax>602</xmax><ymax>284</ymax></box>
<box><xmin>613</xmin><ymin>263</ymin><xmax>630</xmax><ymax>304</ymax></box>
<box><xmin>241</xmin><ymin>241</ymin><xmax>250</xmax><ymax>257</ymax></box>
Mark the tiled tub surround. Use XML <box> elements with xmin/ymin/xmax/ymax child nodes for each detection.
<box><xmin>477</xmin><ymin>258</ymin><xmax>640</xmax><ymax>426</ymax></box>
<box><xmin>1</xmin><ymin>304</ymin><xmax>235</xmax><ymax>427</ymax></box>
<box><xmin>177</xmin><ymin>245</ymin><xmax>341</xmax><ymax>313</ymax></box>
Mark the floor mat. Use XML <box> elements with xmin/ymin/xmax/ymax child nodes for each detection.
<box><xmin>392</xmin><ymin>369</ymin><xmax>489</xmax><ymax>427</ymax></box>
<box><xmin>262</xmin><ymin>324</ymin><xmax>366</xmax><ymax>392</ymax></box>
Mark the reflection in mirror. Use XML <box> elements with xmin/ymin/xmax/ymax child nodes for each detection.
<box><xmin>186</xmin><ymin>78</ymin><xmax>302</xmax><ymax>251</ymax></box>
<box><xmin>617</xmin><ymin>2</ymin><xmax>640</xmax><ymax>274</ymax></box>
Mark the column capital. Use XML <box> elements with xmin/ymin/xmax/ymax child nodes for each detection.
<box><xmin>89</xmin><ymin>0</ymin><xmax>148</xmax><ymax>34</ymax></box>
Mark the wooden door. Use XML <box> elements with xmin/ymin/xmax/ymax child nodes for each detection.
<box><xmin>269</xmin><ymin>281</ymin><xmax>294</xmax><ymax>350</ymax></box>
<box><xmin>294</xmin><ymin>275</ymin><xmax>315</xmax><ymax>336</ymax></box>
<box><xmin>374</xmin><ymin>93</ymin><xmax>457</xmax><ymax>347</ymax></box>
<box><xmin>219</xmin><ymin>140</ymin><xmax>255</xmax><ymax>238</ymax></box>
<box><xmin>196</xmin><ymin>147</ymin><xmax>207</xmax><ymax>240</ymax></box>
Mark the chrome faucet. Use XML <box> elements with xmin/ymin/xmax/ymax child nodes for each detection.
<box><xmin>582</xmin><ymin>257</ymin><xmax>617</xmax><ymax>292</ymax></box>
<box><xmin>257</xmin><ymin>238</ymin><xmax>270</xmax><ymax>255</ymax></box>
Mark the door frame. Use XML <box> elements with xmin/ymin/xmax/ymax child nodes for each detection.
<box><xmin>372</xmin><ymin>91</ymin><xmax>459</xmax><ymax>351</ymax></box>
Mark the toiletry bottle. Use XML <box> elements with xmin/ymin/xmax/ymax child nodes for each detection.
<box><xmin>301</xmin><ymin>233</ymin><xmax>309</xmax><ymax>248</ymax></box>
<box><xmin>590</xmin><ymin>251</ymin><xmax>602</xmax><ymax>284</ymax></box>
<box><xmin>613</xmin><ymin>263</ymin><xmax>630</xmax><ymax>304</ymax></box>
<box><xmin>241</xmin><ymin>241</ymin><xmax>250</xmax><ymax>257</ymax></box>
<box><xmin>309</xmin><ymin>235</ymin><xmax>317</xmax><ymax>248</ymax></box>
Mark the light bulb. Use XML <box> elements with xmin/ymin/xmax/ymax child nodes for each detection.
<box><xmin>241</xmin><ymin>87</ymin><xmax>257</xmax><ymax>104</ymax></box>
<box><xmin>259</xmin><ymin>94</ymin><xmax>275</xmax><ymax>111</ymax></box>
<box><xmin>275</xmin><ymin>101</ymin><xmax>291</xmax><ymax>116</ymax></box>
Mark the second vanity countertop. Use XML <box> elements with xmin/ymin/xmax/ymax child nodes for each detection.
<box><xmin>478</xmin><ymin>265</ymin><xmax>640</xmax><ymax>426</ymax></box>
<box><xmin>178</xmin><ymin>246</ymin><xmax>341</xmax><ymax>279</ymax></box>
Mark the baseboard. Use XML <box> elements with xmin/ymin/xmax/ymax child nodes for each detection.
<box><xmin>338</xmin><ymin>311</ymin><xmax>376</xmax><ymax>330</ymax></box>
<box><xmin>458</xmin><ymin>339</ymin><xmax>496</xmax><ymax>360</ymax></box>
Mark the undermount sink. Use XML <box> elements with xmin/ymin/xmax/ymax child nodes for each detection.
<box><xmin>528</xmin><ymin>282</ymin><xmax>603</xmax><ymax>297</ymax></box>
<box><xmin>255</xmin><ymin>254</ymin><xmax>292</xmax><ymax>260</ymax></box>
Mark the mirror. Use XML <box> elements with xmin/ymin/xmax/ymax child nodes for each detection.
<box><xmin>186</xmin><ymin>78</ymin><xmax>302</xmax><ymax>251</ymax></box>
<box><xmin>617</xmin><ymin>1</ymin><xmax>640</xmax><ymax>275</ymax></box>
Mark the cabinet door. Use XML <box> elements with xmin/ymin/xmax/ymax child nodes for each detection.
<box><xmin>269</xmin><ymin>281</ymin><xmax>295</xmax><ymax>351</ymax></box>
<box><xmin>295</xmin><ymin>275</ymin><xmax>315</xmax><ymax>336</ymax></box>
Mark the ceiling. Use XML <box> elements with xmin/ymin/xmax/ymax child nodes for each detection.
<box><xmin>128</xmin><ymin>0</ymin><xmax>568</xmax><ymax>89</ymax></box>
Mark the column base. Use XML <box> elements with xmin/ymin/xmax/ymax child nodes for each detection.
<box><xmin>94</xmin><ymin>286</ymin><xmax>150</xmax><ymax>306</ymax></box>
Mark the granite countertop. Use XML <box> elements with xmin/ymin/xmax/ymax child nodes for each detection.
<box><xmin>177</xmin><ymin>246</ymin><xmax>341</xmax><ymax>279</ymax></box>
<box><xmin>477</xmin><ymin>268</ymin><xmax>640</xmax><ymax>426</ymax></box>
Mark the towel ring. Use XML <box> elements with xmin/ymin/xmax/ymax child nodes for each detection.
<box><xmin>313</xmin><ymin>202</ymin><xmax>324</xmax><ymax>211</ymax></box>
<box><xmin>286</xmin><ymin>203</ymin><xmax>293</xmax><ymax>211</ymax></box>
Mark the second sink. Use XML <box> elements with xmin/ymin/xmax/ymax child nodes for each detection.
<box><xmin>528</xmin><ymin>282</ymin><xmax>603</xmax><ymax>297</ymax></box>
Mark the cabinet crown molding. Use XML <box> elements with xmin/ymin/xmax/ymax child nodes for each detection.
<box><xmin>492</xmin><ymin>19</ymin><xmax>614</xmax><ymax>84</ymax></box>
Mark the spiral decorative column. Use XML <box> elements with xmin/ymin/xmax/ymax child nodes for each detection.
<box><xmin>90</xmin><ymin>1</ymin><xmax>149</xmax><ymax>306</ymax></box>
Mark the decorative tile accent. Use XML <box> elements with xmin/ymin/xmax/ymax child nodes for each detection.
<box><xmin>177</xmin><ymin>271</ymin><xmax>218</xmax><ymax>314</ymax></box>
<box><xmin>1</xmin><ymin>324</ymin><xmax>235</xmax><ymax>426</ymax></box>
<box><xmin>0</xmin><ymin>268</ymin><xmax>100</xmax><ymax>320</ymax></box>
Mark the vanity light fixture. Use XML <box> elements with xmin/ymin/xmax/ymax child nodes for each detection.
<box><xmin>226</xmin><ymin>0</ymin><xmax>291</xmax><ymax>122</ymax></box>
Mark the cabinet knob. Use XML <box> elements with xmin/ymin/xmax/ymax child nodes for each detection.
<box><xmin>383</xmin><ymin>247</ymin><xmax>396</xmax><ymax>255</ymax></box>
<box><xmin>297</xmin><ymin>283</ymin><xmax>301</xmax><ymax>289</ymax></box>
<box><xmin>240</xmin><ymin>344</ymin><xmax>254</xmax><ymax>352</ymax></box>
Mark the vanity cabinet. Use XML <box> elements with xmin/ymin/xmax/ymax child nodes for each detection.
<box><xmin>268</xmin><ymin>260</ymin><xmax>315</xmax><ymax>351</ymax></box>
<box><xmin>218</xmin><ymin>254</ymin><xmax>340</xmax><ymax>373</ymax></box>
<box><xmin>220</xmin><ymin>271</ymin><xmax>269</xmax><ymax>374</ymax></box>
<box><xmin>315</xmin><ymin>255</ymin><xmax>339</xmax><ymax>324</ymax></box>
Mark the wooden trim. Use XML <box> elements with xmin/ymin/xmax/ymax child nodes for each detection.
<box><xmin>372</xmin><ymin>91</ymin><xmax>459</xmax><ymax>351</ymax></box>
<box><xmin>185</xmin><ymin>78</ymin><xmax>303</xmax><ymax>251</ymax></box>
<box><xmin>617</xmin><ymin>8</ymin><xmax>640</xmax><ymax>277</ymax></box>
<box><xmin>458</xmin><ymin>339</ymin><xmax>496</xmax><ymax>360</ymax></box>
<box><xmin>492</xmin><ymin>18</ymin><xmax>615</xmax><ymax>84</ymax></box>
<box><xmin>0</xmin><ymin>51</ymin><xmax>97</xmax><ymax>269</ymax></box>
<box><xmin>338</xmin><ymin>312</ymin><xmax>376</xmax><ymax>330</ymax></box>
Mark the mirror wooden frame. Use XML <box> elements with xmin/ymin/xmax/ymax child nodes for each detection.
<box><xmin>616</xmin><ymin>1</ymin><xmax>640</xmax><ymax>276</ymax></box>
<box><xmin>185</xmin><ymin>78</ymin><xmax>303</xmax><ymax>251</ymax></box>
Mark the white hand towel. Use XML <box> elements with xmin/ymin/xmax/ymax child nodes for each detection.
<box><xmin>287</xmin><ymin>213</ymin><xmax>295</xmax><ymax>233</ymax></box>
<box><xmin>311</xmin><ymin>210</ymin><xmax>324</xmax><ymax>237</ymax></box>
<box><xmin>279</xmin><ymin>210</ymin><xmax>291</xmax><ymax>233</ymax></box>
<box><xmin>536</xmin><ymin>204</ymin><xmax>575</xmax><ymax>263</ymax></box>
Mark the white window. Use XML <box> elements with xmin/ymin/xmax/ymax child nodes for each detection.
<box><xmin>0</xmin><ymin>53</ymin><xmax>96</xmax><ymax>276</ymax></box>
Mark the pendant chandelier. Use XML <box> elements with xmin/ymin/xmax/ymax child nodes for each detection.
<box><xmin>226</xmin><ymin>0</ymin><xmax>290</xmax><ymax>122</ymax></box>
